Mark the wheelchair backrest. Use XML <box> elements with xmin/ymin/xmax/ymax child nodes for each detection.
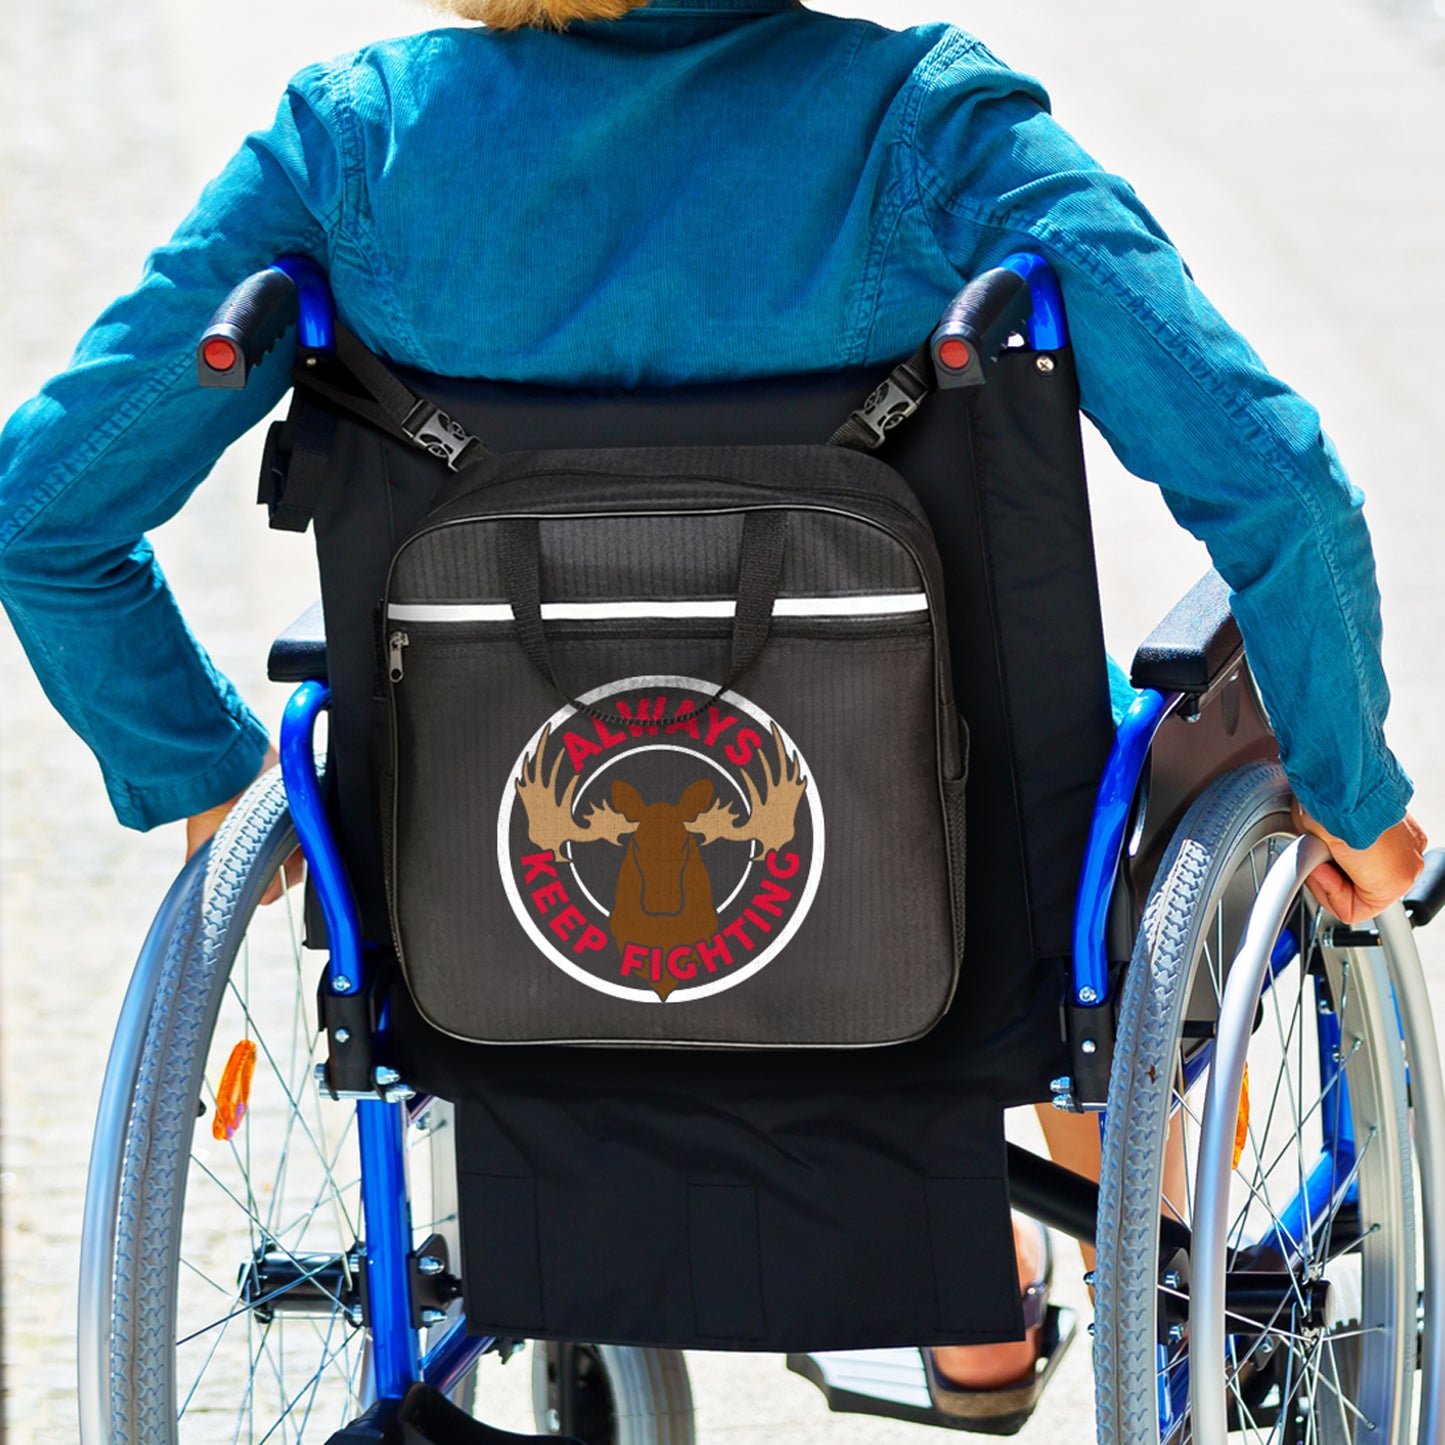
<box><xmin>299</xmin><ymin>343</ymin><xmax>1113</xmax><ymax>1103</ymax></box>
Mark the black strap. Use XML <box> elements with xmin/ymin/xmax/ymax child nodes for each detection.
<box><xmin>828</xmin><ymin>343</ymin><xmax>935</xmax><ymax>452</ymax></box>
<box><xmin>287</xmin><ymin>312</ymin><xmax>956</xmax><ymax>485</ymax></box>
<box><xmin>292</xmin><ymin>316</ymin><xmax>940</xmax><ymax>465</ymax></box>
<box><xmin>498</xmin><ymin>511</ymin><xmax>786</xmax><ymax>726</ymax></box>
<box><xmin>293</xmin><ymin>323</ymin><xmax>490</xmax><ymax>473</ymax></box>
<box><xmin>260</xmin><ymin>404</ymin><xmax>339</xmax><ymax>532</ymax></box>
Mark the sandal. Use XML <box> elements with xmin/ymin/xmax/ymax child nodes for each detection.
<box><xmin>923</xmin><ymin>1218</ymin><xmax>1073</xmax><ymax>1436</ymax></box>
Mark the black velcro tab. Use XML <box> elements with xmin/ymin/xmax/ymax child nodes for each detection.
<box><xmin>688</xmin><ymin>1184</ymin><xmax>766</xmax><ymax>1341</ymax></box>
<box><xmin>925</xmin><ymin>1176</ymin><xmax>1024</xmax><ymax>1336</ymax></box>
<box><xmin>458</xmin><ymin>1174</ymin><xmax>546</xmax><ymax>1331</ymax></box>
<box><xmin>263</xmin><ymin>400</ymin><xmax>338</xmax><ymax>533</ymax></box>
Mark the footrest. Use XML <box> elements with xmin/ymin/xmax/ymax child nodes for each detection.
<box><xmin>786</xmin><ymin>1304</ymin><xmax>1077</xmax><ymax>1437</ymax></box>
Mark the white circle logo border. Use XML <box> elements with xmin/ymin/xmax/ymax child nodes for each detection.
<box><xmin>497</xmin><ymin>675</ymin><xmax>825</xmax><ymax>1003</ymax></box>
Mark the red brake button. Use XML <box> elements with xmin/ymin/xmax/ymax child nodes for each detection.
<box><xmin>203</xmin><ymin>337</ymin><xmax>239</xmax><ymax>372</ymax></box>
<box><xmin>937</xmin><ymin>338</ymin><xmax>971</xmax><ymax>371</ymax></box>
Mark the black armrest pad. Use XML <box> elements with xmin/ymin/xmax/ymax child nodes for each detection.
<box><xmin>267</xmin><ymin>599</ymin><xmax>328</xmax><ymax>683</ymax></box>
<box><xmin>1130</xmin><ymin>570</ymin><xmax>1243</xmax><ymax>695</ymax></box>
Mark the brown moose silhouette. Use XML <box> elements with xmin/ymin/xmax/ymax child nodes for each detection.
<box><xmin>609</xmin><ymin>779</ymin><xmax>719</xmax><ymax>981</ymax></box>
<box><xmin>516</xmin><ymin>722</ymin><xmax>807</xmax><ymax>997</ymax></box>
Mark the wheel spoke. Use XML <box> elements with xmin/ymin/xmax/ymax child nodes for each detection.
<box><xmin>222</xmin><ymin>971</ymin><xmax>358</xmax><ymax>1243</ymax></box>
<box><xmin>175</xmin><ymin>1267</ymin><xmax>355</xmax><ymax>1349</ymax></box>
<box><xmin>1247</xmin><ymin>1040</ymin><xmax>1360</xmax><ymax>1190</ymax></box>
<box><xmin>184</xmin><ymin>1159</ymin><xmax>356</xmax><ymax>1325</ymax></box>
<box><xmin>178</xmin><ymin>1310</ymin><xmax>237</xmax><ymax>1420</ymax></box>
<box><xmin>252</xmin><ymin>1328</ymin><xmax>360</xmax><ymax>1445</ymax></box>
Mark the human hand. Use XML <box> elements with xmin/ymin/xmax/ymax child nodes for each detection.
<box><xmin>1291</xmin><ymin>800</ymin><xmax>1428</xmax><ymax>926</ymax></box>
<box><xmin>185</xmin><ymin>744</ymin><xmax>303</xmax><ymax>905</ymax></box>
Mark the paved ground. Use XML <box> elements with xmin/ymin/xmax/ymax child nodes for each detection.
<box><xmin>3</xmin><ymin>0</ymin><xmax>1445</xmax><ymax>1438</ymax></box>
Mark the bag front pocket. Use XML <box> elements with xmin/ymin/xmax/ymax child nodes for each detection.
<box><xmin>383</xmin><ymin>485</ymin><xmax>960</xmax><ymax>1048</ymax></box>
<box><xmin>386</xmin><ymin>600</ymin><xmax>955</xmax><ymax>1047</ymax></box>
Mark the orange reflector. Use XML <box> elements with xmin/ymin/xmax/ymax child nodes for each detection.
<box><xmin>202</xmin><ymin>336</ymin><xmax>238</xmax><ymax>372</ymax></box>
<box><xmin>937</xmin><ymin>338</ymin><xmax>971</xmax><ymax>371</ymax></box>
<box><xmin>213</xmin><ymin>1040</ymin><xmax>257</xmax><ymax>1142</ymax></box>
<box><xmin>1232</xmin><ymin>1063</ymin><xmax>1250</xmax><ymax>1171</ymax></box>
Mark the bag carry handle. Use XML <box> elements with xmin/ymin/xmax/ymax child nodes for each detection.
<box><xmin>497</xmin><ymin>510</ymin><xmax>786</xmax><ymax>727</ymax></box>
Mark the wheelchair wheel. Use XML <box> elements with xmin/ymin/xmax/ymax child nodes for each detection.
<box><xmin>81</xmin><ymin>769</ymin><xmax>462</xmax><ymax>1442</ymax></box>
<box><xmin>531</xmin><ymin>1341</ymin><xmax>695</xmax><ymax>1444</ymax></box>
<box><xmin>1094</xmin><ymin>762</ymin><xmax>1416</xmax><ymax>1444</ymax></box>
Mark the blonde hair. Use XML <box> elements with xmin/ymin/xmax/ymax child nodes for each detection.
<box><xmin>439</xmin><ymin>0</ymin><xmax>649</xmax><ymax>30</ymax></box>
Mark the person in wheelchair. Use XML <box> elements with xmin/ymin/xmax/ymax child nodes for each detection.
<box><xmin>0</xmin><ymin>0</ymin><xmax>1430</xmax><ymax>1431</ymax></box>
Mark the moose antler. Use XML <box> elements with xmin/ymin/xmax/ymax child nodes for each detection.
<box><xmin>516</xmin><ymin>724</ymin><xmax>637</xmax><ymax>855</ymax></box>
<box><xmin>687</xmin><ymin>724</ymin><xmax>807</xmax><ymax>854</ymax></box>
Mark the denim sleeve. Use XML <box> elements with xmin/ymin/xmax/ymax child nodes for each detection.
<box><xmin>0</xmin><ymin>63</ymin><xmax>346</xmax><ymax>829</ymax></box>
<box><xmin>913</xmin><ymin>47</ymin><xmax>1412</xmax><ymax>847</ymax></box>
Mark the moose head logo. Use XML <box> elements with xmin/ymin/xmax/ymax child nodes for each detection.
<box><xmin>499</xmin><ymin>677</ymin><xmax>823</xmax><ymax>1002</ymax></box>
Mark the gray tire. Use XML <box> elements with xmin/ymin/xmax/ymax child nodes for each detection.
<box><xmin>85</xmin><ymin>768</ymin><xmax>695</xmax><ymax>1443</ymax></box>
<box><xmin>1093</xmin><ymin>763</ymin><xmax>1415</xmax><ymax>1444</ymax></box>
<box><xmin>91</xmin><ymin>770</ymin><xmax>387</xmax><ymax>1440</ymax></box>
<box><xmin>531</xmin><ymin>1341</ymin><xmax>695</xmax><ymax>1445</ymax></box>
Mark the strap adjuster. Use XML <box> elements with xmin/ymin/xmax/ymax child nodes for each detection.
<box><xmin>830</xmin><ymin>344</ymin><xmax>936</xmax><ymax>453</ymax></box>
<box><xmin>851</xmin><ymin>375</ymin><xmax>926</xmax><ymax>449</ymax></box>
<box><xmin>401</xmin><ymin>402</ymin><xmax>480</xmax><ymax>472</ymax></box>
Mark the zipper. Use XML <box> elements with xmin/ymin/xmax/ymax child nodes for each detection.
<box><xmin>388</xmin><ymin>630</ymin><xmax>410</xmax><ymax>682</ymax></box>
<box><xmin>385</xmin><ymin>501</ymin><xmax>955</xmax><ymax>775</ymax></box>
<box><xmin>389</xmin><ymin>499</ymin><xmax>931</xmax><ymax>597</ymax></box>
<box><xmin>385</xmin><ymin>614</ymin><xmax>930</xmax><ymax>652</ymax></box>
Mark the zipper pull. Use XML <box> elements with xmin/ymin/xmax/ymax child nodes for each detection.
<box><xmin>388</xmin><ymin>630</ymin><xmax>410</xmax><ymax>682</ymax></box>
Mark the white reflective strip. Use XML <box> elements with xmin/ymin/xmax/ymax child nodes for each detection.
<box><xmin>389</xmin><ymin>602</ymin><xmax>513</xmax><ymax>623</ymax></box>
<box><xmin>773</xmin><ymin>594</ymin><xmax>927</xmax><ymax>617</ymax></box>
<box><xmin>387</xmin><ymin>593</ymin><xmax>928</xmax><ymax>623</ymax></box>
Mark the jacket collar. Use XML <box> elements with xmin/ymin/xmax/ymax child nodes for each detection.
<box><xmin>619</xmin><ymin>0</ymin><xmax>802</xmax><ymax>15</ymax></box>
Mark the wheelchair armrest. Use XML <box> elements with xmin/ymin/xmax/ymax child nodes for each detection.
<box><xmin>1130</xmin><ymin>570</ymin><xmax>1243</xmax><ymax>696</ymax></box>
<box><xmin>267</xmin><ymin>599</ymin><xmax>328</xmax><ymax>683</ymax></box>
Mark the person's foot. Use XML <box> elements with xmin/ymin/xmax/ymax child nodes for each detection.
<box><xmin>929</xmin><ymin>1215</ymin><xmax>1047</xmax><ymax>1389</ymax></box>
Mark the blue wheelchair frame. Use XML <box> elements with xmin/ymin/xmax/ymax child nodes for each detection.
<box><xmin>1082</xmin><ymin>694</ymin><xmax>1358</xmax><ymax>1435</ymax></box>
<box><xmin>267</xmin><ymin>253</ymin><xmax>1358</xmax><ymax>1428</ymax></box>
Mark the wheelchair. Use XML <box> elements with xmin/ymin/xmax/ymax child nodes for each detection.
<box><xmin>75</xmin><ymin>253</ymin><xmax>1445</xmax><ymax>1445</ymax></box>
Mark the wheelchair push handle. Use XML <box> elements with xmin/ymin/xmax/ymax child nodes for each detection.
<box><xmin>930</xmin><ymin>254</ymin><xmax>1069</xmax><ymax>389</ymax></box>
<box><xmin>1407</xmin><ymin>846</ymin><xmax>1445</xmax><ymax>928</ymax></box>
<box><xmin>197</xmin><ymin>269</ymin><xmax>298</xmax><ymax>389</ymax></box>
<box><xmin>930</xmin><ymin>267</ymin><xmax>1031</xmax><ymax>387</ymax></box>
<box><xmin>196</xmin><ymin>257</ymin><xmax>334</xmax><ymax>389</ymax></box>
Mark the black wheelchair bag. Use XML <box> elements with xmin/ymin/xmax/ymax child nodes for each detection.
<box><xmin>383</xmin><ymin>441</ymin><xmax>966</xmax><ymax>1047</ymax></box>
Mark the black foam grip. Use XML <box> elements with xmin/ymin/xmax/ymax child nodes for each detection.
<box><xmin>1406</xmin><ymin>848</ymin><xmax>1445</xmax><ymax>928</ymax></box>
<box><xmin>931</xmin><ymin>268</ymin><xmax>1032</xmax><ymax>386</ymax></box>
<box><xmin>197</xmin><ymin>268</ymin><xmax>299</xmax><ymax>389</ymax></box>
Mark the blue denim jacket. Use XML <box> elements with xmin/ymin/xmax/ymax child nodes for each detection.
<box><xmin>0</xmin><ymin>0</ymin><xmax>1411</xmax><ymax>845</ymax></box>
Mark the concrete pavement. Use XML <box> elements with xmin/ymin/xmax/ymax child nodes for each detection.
<box><xmin>3</xmin><ymin>0</ymin><xmax>1444</xmax><ymax>1437</ymax></box>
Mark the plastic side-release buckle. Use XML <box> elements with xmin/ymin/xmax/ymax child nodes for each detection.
<box><xmin>850</xmin><ymin>372</ymin><xmax>928</xmax><ymax>449</ymax></box>
<box><xmin>401</xmin><ymin>401</ymin><xmax>481</xmax><ymax>472</ymax></box>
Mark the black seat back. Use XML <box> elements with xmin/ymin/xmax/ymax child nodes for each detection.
<box><xmin>294</xmin><ymin>345</ymin><xmax>1115</xmax><ymax>1348</ymax></box>
<box><xmin>308</xmin><ymin>350</ymin><xmax>1111</xmax><ymax>1097</ymax></box>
